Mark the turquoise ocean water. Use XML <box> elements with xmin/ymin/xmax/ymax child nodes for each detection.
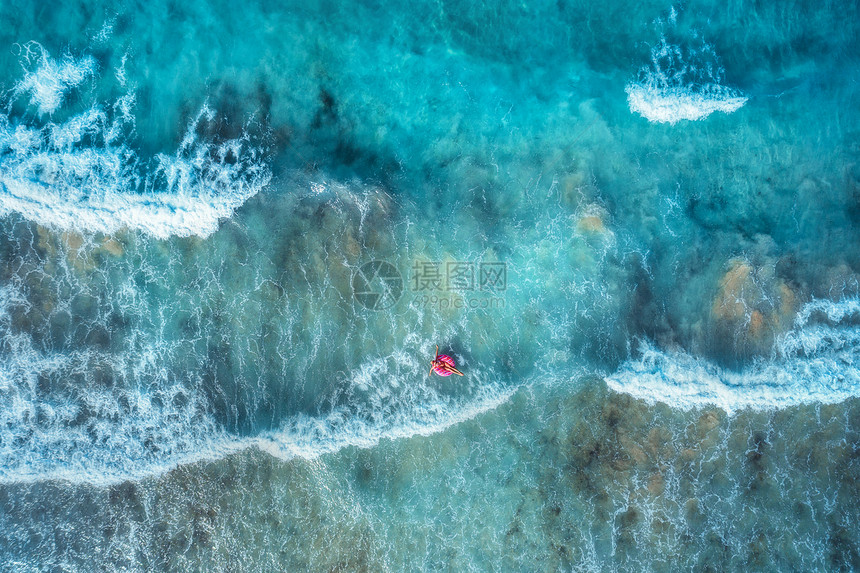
<box><xmin>1</xmin><ymin>0</ymin><xmax>859</xmax><ymax>570</ymax></box>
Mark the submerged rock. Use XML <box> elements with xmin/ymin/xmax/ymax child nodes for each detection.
<box><xmin>711</xmin><ymin>259</ymin><xmax>753</xmax><ymax>322</ymax></box>
<box><xmin>99</xmin><ymin>238</ymin><xmax>124</xmax><ymax>257</ymax></box>
<box><xmin>709</xmin><ymin>258</ymin><xmax>801</xmax><ymax>362</ymax></box>
<box><xmin>576</xmin><ymin>215</ymin><xmax>605</xmax><ymax>234</ymax></box>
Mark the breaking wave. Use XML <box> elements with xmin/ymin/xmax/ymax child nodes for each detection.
<box><xmin>626</xmin><ymin>31</ymin><xmax>747</xmax><ymax>124</ymax></box>
<box><xmin>0</xmin><ymin>282</ymin><xmax>513</xmax><ymax>485</ymax></box>
<box><xmin>606</xmin><ymin>299</ymin><xmax>860</xmax><ymax>414</ymax></box>
<box><xmin>0</xmin><ymin>45</ymin><xmax>270</xmax><ymax>239</ymax></box>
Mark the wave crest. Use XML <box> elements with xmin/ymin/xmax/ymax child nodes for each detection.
<box><xmin>0</xmin><ymin>46</ymin><xmax>270</xmax><ymax>239</ymax></box>
<box><xmin>626</xmin><ymin>33</ymin><xmax>747</xmax><ymax>124</ymax></box>
<box><xmin>0</xmin><ymin>282</ymin><xmax>514</xmax><ymax>485</ymax></box>
<box><xmin>606</xmin><ymin>299</ymin><xmax>860</xmax><ymax>414</ymax></box>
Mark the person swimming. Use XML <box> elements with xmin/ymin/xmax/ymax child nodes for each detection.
<box><xmin>429</xmin><ymin>345</ymin><xmax>463</xmax><ymax>376</ymax></box>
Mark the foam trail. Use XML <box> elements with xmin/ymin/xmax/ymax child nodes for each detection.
<box><xmin>256</xmin><ymin>382</ymin><xmax>516</xmax><ymax>461</ymax></box>
<box><xmin>0</xmin><ymin>327</ymin><xmax>225</xmax><ymax>483</ymax></box>
<box><xmin>0</xmin><ymin>47</ymin><xmax>270</xmax><ymax>239</ymax></box>
<box><xmin>0</xmin><ymin>383</ymin><xmax>515</xmax><ymax>486</ymax></box>
<box><xmin>607</xmin><ymin>299</ymin><xmax>860</xmax><ymax>414</ymax></box>
<box><xmin>626</xmin><ymin>33</ymin><xmax>747</xmax><ymax>124</ymax></box>
<box><xmin>11</xmin><ymin>42</ymin><xmax>95</xmax><ymax>116</ymax></box>
<box><xmin>0</xmin><ymin>288</ymin><xmax>515</xmax><ymax>485</ymax></box>
<box><xmin>253</xmin><ymin>350</ymin><xmax>519</xmax><ymax>462</ymax></box>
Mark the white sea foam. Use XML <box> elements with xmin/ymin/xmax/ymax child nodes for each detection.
<box><xmin>0</xmin><ymin>309</ymin><xmax>224</xmax><ymax>483</ymax></box>
<box><xmin>0</xmin><ymin>293</ymin><xmax>515</xmax><ymax>485</ymax></box>
<box><xmin>256</xmin><ymin>376</ymin><xmax>515</xmax><ymax>462</ymax></box>
<box><xmin>626</xmin><ymin>34</ymin><xmax>747</xmax><ymax>124</ymax></box>
<box><xmin>0</xmin><ymin>381</ymin><xmax>514</xmax><ymax>486</ymax></box>
<box><xmin>626</xmin><ymin>83</ymin><xmax>747</xmax><ymax>124</ymax></box>
<box><xmin>0</xmin><ymin>47</ymin><xmax>270</xmax><ymax>239</ymax></box>
<box><xmin>11</xmin><ymin>42</ymin><xmax>95</xmax><ymax>116</ymax></box>
<box><xmin>606</xmin><ymin>299</ymin><xmax>860</xmax><ymax>414</ymax></box>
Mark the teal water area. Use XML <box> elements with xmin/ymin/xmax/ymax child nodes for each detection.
<box><xmin>0</xmin><ymin>0</ymin><xmax>859</xmax><ymax>570</ymax></box>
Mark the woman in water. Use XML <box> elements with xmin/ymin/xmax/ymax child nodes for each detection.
<box><xmin>429</xmin><ymin>345</ymin><xmax>463</xmax><ymax>376</ymax></box>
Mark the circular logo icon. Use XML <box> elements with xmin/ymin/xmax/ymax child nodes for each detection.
<box><xmin>352</xmin><ymin>261</ymin><xmax>403</xmax><ymax>310</ymax></box>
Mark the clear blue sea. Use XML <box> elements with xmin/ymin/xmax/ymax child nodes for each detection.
<box><xmin>0</xmin><ymin>1</ymin><xmax>859</xmax><ymax>570</ymax></box>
